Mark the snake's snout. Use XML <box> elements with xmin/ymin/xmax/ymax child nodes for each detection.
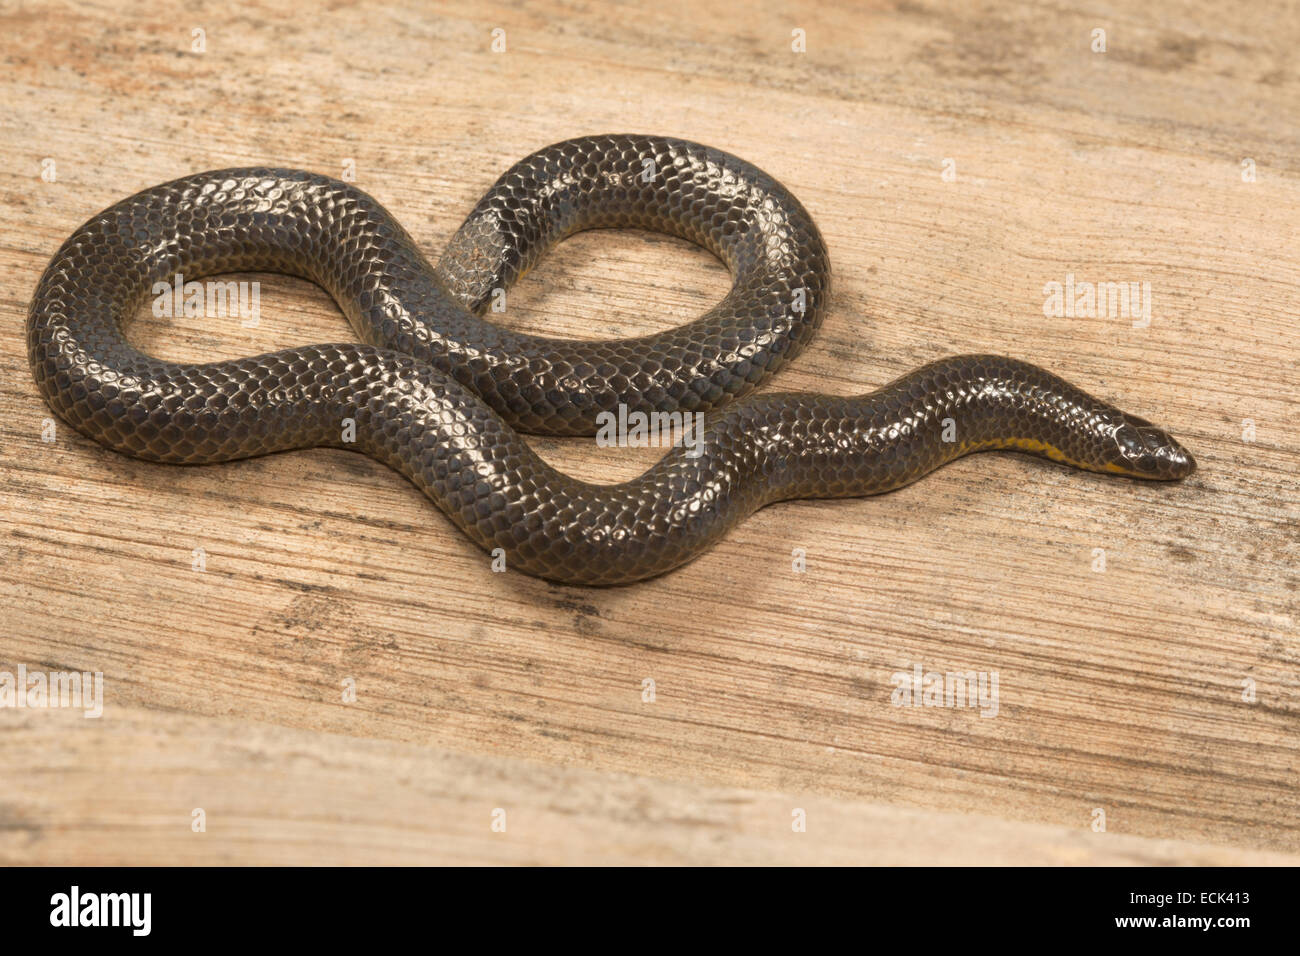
<box><xmin>1109</xmin><ymin>418</ymin><xmax>1196</xmax><ymax>480</ymax></box>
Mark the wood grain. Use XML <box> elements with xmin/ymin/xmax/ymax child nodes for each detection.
<box><xmin>5</xmin><ymin>706</ymin><xmax>1294</xmax><ymax>865</ymax></box>
<box><xmin>1</xmin><ymin>0</ymin><xmax>1296</xmax><ymax>865</ymax></box>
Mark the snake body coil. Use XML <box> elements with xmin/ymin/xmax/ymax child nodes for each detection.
<box><xmin>28</xmin><ymin>134</ymin><xmax>1194</xmax><ymax>585</ymax></box>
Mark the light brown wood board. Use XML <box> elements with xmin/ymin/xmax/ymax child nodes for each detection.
<box><xmin>0</xmin><ymin>0</ymin><xmax>1296</xmax><ymax>864</ymax></box>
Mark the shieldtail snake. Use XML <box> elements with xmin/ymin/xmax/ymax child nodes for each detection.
<box><xmin>28</xmin><ymin>134</ymin><xmax>1194</xmax><ymax>585</ymax></box>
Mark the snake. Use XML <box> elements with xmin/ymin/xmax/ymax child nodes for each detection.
<box><xmin>28</xmin><ymin>134</ymin><xmax>1195</xmax><ymax>586</ymax></box>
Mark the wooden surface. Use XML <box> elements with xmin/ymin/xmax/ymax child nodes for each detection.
<box><xmin>1</xmin><ymin>0</ymin><xmax>1297</xmax><ymax>865</ymax></box>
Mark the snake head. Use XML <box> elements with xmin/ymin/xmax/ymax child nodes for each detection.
<box><xmin>1106</xmin><ymin>415</ymin><xmax>1196</xmax><ymax>480</ymax></box>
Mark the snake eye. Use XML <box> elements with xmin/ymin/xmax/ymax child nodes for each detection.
<box><xmin>1111</xmin><ymin>420</ymin><xmax>1196</xmax><ymax>480</ymax></box>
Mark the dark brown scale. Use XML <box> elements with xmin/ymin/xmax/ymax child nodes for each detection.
<box><xmin>27</xmin><ymin>135</ymin><xmax>1194</xmax><ymax>586</ymax></box>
